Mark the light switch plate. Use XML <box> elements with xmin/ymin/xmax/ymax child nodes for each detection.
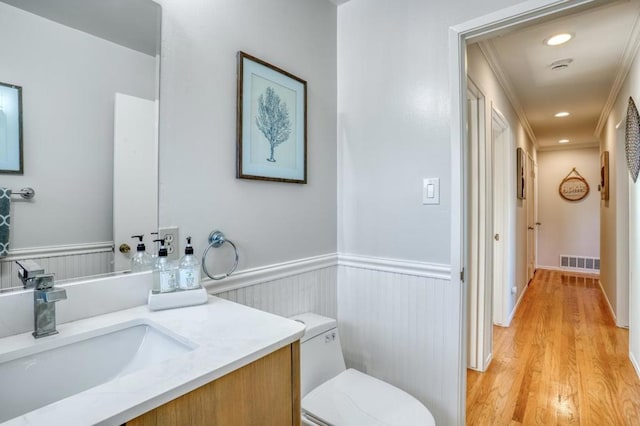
<box><xmin>423</xmin><ymin>178</ymin><xmax>440</xmax><ymax>205</ymax></box>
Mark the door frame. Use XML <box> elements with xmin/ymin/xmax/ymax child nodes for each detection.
<box><xmin>490</xmin><ymin>105</ymin><xmax>512</xmax><ymax>327</ymax></box>
<box><xmin>448</xmin><ymin>0</ymin><xmax>599</xmax><ymax>423</ymax></box>
<box><xmin>466</xmin><ymin>78</ymin><xmax>489</xmax><ymax>371</ymax></box>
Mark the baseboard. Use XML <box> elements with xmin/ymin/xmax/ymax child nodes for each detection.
<box><xmin>205</xmin><ymin>253</ymin><xmax>338</xmax><ymax>294</ymax></box>
<box><xmin>484</xmin><ymin>351</ymin><xmax>493</xmax><ymax>371</ymax></box>
<box><xmin>506</xmin><ymin>281</ymin><xmax>529</xmax><ymax>326</ymax></box>
<box><xmin>630</xmin><ymin>350</ymin><xmax>640</xmax><ymax>379</ymax></box>
<box><xmin>598</xmin><ymin>279</ymin><xmax>617</xmax><ymax>322</ymax></box>
<box><xmin>537</xmin><ymin>264</ymin><xmax>600</xmax><ymax>275</ymax></box>
<box><xmin>338</xmin><ymin>253</ymin><xmax>451</xmax><ymax>280</ymax></box>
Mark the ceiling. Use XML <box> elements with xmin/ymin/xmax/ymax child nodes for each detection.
<box><xmin>474</xmin><ymin>0</ymin><xmax>640</xmax><ymax>149</ymax></box>
<box><xmin>0</xmin><ymin>0</ymin><xmax>160</xmax><ymax>56</ymax></box>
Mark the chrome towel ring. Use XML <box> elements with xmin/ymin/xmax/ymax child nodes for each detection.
<box><xmin>202</xmin><ymin>230</ymin><xmax>239</xmax><ymax>280</ymax></box>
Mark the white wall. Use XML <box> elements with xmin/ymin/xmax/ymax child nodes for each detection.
<box><xmin>466</xmin><ymin>44</ymin><xmax>533</xmax><ymax>325</ymax></box>
<box><xmin>337</xmin><ymin>264</ymin><xmax>455</xmax><ymax>424</ymax></box>
<box><xmin>600</xmin><ymin>111</ymin><xmax>621</xmax><ymax>321</ymax></box>
<box><xmin>632</xmin><ymin>148</ymin><xmax>640</xmax><ymax>372</ymax></box>
<box><xmin>215</xmin><ymin>266</ymin><xmax>337</xmax><ymax>320</ymax></box>
<box><xmin>338</xmin><ymin>0</ymin><xmax>522</xmax><ymax>264</ymax></box>
<box><xmin>0</xmin><ymin>2</ymin><xmax>156</xmax><ymax>249</ymax></box>
<box><xmin>600</xmin><ymin>64</ymin><xmax>636</xmax><ymax>327</ymax></box>
<box><xmin>157</xmin><ymin>0</ymin><xmax>337</xmax><ymax>270</ymax></box>
<box><xmin>337</xmin><ymin>1</ymin><xmax>526</xmax><ymax>424</ymax></box>
<box><xmin>602</xmin><ymin>42</ymin><xmax>640</xmax><ymax>332</ymax></box>
<box><xmin>537</xmin><ymin>148</ymin><xmax>600</xmax><ymax>268</ymax></box>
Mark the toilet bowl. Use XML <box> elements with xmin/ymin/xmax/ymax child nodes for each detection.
<box><xmin>291</xmin><ymin>312</ymin><xmax>436</xmax><ymax>426</ymax></box>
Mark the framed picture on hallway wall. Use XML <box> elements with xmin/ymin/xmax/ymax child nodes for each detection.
<box><xmin>236</xmin><ymin>51</ymin><xmax>307</xmax><ymax>184</ymax></box>
<box><xmin>517</xmin><ymin>147</ymin><xmax>526</xmax><ymax>200</ymax></box>
<box><xmin>600</xmin><ymin>151</ymin><xmax>609</xmax><ymax>201</ymax></box>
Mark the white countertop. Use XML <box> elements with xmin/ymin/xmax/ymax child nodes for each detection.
<box><xmin>0</xmin><ymin>296</ymin><xmax>305</xmax><ymax>425</ymax></box>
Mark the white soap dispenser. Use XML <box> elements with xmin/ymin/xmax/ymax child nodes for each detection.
<box><xmin>130</xmin><ymin>235</ymin><xmax>153</xmax><ymax>272</ymax></box>
<box><xmin>152</xmin><ymin>238</ymin><xmax>178</xmax><ymax>293</ymax></box>
<box><xmin>179</xmin><ymin>236</ymin><xmax>201</xmax><ymax>290</ymax></box>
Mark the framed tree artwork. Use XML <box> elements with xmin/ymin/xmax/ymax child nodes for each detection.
<box><xmin>236</xmin><ymin>51</ymin><xmax>307</xmax><ymax>184</ymax></box>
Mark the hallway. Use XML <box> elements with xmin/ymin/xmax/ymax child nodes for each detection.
<box><xmin>466</xmin><ymin>269</ymin><xmax>640</xmax><ymax>425</ymax></box>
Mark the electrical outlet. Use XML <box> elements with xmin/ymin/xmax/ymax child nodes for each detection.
<box><xmin>158</xmin><ymin>226</ymin><xmax>180</xmax><ymax>261</ymax></box>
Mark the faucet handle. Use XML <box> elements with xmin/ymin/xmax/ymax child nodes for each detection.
<box><xmin>34</xmin><ymin>273</ymin><xmax>55</xmax><ymax>290</ymax></box>
<box><xmin>42</xmin><ymin>287</ymin><xmax>67</xmax><ymax>303</ymax></box>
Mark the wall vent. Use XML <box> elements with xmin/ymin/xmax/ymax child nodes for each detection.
<box><xmin>560</xmin><ymin>255</ymin><xmax>599</xmax><ymax>271</ymax></box>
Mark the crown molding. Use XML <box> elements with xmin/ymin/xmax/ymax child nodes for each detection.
<box><xmin>477</xmin><ymin>40</ymin><xmax>538</xmax><ymax>147</ymax></box>
<box><xmin>595</xmin><ymin>10</ymin><xmax>640</xmax><ymax>137</ymax></box>
<box><xmin>536</xmin><ymin>141</ymin><xmax>599</xmax><ymax>152</ymax></box>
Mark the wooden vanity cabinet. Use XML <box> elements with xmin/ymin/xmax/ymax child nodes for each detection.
<box><xmin>126</xmin><ymin>341</ymin><xmax>300</xmax><ymax>426</ymax></box>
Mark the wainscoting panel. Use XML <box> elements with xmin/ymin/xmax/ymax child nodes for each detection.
<box><xmin>214</xmin><ymin>266</ymin><xmax>338</xmax><ymax>319</ymax></box>
<box><xmin>0</xmin><ymin>243</ymin><xmax>113</xmax><ymax>291</ymax></box>
<box><xmin>338</xmin><ymin>265</ymin><xmax>460</xmax><ymax>426</ymax></box>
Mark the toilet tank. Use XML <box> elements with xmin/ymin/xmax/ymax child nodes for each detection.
<box><xmin>290</xmin><ymin>313</ymin><xmax>347</xmax><ymax>397</ymax></box>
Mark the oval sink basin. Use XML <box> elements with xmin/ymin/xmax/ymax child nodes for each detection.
<box><xmin>0</xmin><ymin>319</ymin><xmax>196</xmax><ymax>422</ymax></box>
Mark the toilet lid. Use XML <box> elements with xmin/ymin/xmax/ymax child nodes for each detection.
<box><xmin>302</xmin><ymin>369</ymin><xmax>436</xmax><ymax>426</ymax></box>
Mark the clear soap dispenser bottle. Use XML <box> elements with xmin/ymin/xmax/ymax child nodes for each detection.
<box><xmin>152</xmin><ymin>238</ymin><xmax>178</xmax><ymax>293</ymax></box>
<box><xmin>179</xmin><ymin>237</ymin><xmax>201</xmax><ymax>290</ymax></box>
<box><xmin>130</xmin><ymin>235</ymin><xmax>153</xmax><ymax>272</ymax></box>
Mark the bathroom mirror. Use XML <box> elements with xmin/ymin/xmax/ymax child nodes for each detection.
<box><xmin>0</xmin><ymin>0</ymin><xmax>161</xmax><ymax>291</ymax></box>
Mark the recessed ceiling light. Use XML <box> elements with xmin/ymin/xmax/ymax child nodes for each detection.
<box><xmin>558</xmin><ymin>139</ymin><xmax>570</xmax><ymax>144</ymax></box>
<box><xmin>555</xmin><ymin>112</ymin><xmax>570</xmax><ymax>118</ymax></box>
<box><xmin>545</xmin><ymin>33</ymin><xmax>573</xmax><ymax>46</ymax></box>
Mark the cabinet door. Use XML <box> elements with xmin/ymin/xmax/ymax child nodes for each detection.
<box><xmin>127</xmin><ymin>342</ymin><xmax>300</xmax><ymax>426</ymax></box>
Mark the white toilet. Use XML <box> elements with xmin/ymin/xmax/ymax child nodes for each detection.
<box><xmin>291</xmin><ymin>312</ymin><xmax>436</xmax><ymax>426</ymax></box>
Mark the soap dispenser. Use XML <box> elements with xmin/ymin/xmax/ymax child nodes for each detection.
<box><xmin>179</xmin><ymin>237</ymin><xmax>201</xmax><ymax>290</ymax></box>
<box><xmin>152</xmin><ymin>238</ymin><xmax>178</xmax><ymax>293</ymax></box>
<box><xmin>130</xmin><ymin>235</ymin><xmax>153</xmax><ymax>272</ymax></box>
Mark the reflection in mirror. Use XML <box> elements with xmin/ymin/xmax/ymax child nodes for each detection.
<box><xmin>0</xmin><ymin>0</ymin><xmax>161</xmax><ymax>292</ymax></box>
<box><xmin>0</xmin><ymin>82</ymin><xmax>22</xmax><ymax>174</ymax></box>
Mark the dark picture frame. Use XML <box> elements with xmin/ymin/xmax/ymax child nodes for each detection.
<box><xmin>516</xmin><ymin>147</ymin><xmax>526</xmax><ymax>200</ymax></box>
<box><xmin>236</xmin><ymin>52</ymin><xmax>307</xmax><ymax>184</ymax></box>
<box><xmin>600</xmin><ymin>151</ymin><xmax>609</xmax><ymax>200</ymax></box>
<box><xmin>0</xmin><ymin>81</ymin><xmax>23</xmax><ymax>174</ymax></box>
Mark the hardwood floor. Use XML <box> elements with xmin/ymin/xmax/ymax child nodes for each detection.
<box><xmin>466</xmin><ymin>269</ymin><xmax>640</xmax><ymax>425</ymax></box>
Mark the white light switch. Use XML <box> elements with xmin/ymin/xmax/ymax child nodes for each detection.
<box><xmin>423</xmin><ymin>178</ymin><xmax>440</xmax><ymax>205</ymax></box>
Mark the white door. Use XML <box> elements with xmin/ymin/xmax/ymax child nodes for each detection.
<box><xmin>526</xmin><ymin>155</ymin><xmax>536</xmax><ymax>282</ymax></box>
<box><xmin>491</xmin><ymin>108</ymin><xmax>509</xmax><ymax>326</ymax></box>
<box><xmin>113</xmin><ymin>93</ymin><xmax>158</xmax><ymax>272</ymax></box>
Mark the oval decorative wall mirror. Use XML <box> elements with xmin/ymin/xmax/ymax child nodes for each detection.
<box><xmin>626</xmin><ymin>97</ymin><xmax>640</xmax><ymax>183</ymax></box>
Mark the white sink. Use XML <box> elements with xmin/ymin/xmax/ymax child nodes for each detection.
<box><xmin>0</xmin><ymin>319</ymin><xmax>196</xmax><ymax>422</ymax></box>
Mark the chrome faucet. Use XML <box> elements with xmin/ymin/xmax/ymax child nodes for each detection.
<box><xmin>32</xmin><ymin>273</ymin><xmax>67</xmax><ymax>338</ymax></box>
<box><xmin>16</xmin><ymin>260</ymin><xmax>45</xmax><ymax>288</ymax></box>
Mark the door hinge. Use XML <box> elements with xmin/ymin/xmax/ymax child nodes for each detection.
<box><xmin>460</xmin><ymin>268</ymin><xmax>465</xmax><ymax>282</ymax></box>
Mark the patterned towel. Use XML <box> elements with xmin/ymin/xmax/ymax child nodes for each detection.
<box><xmin>0</xmin><ymin>188</ymin><xmax>10</xmax><ymax>257</ymax></box>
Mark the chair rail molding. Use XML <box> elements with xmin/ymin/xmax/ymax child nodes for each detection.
<box><xmin>338</xmin><ymin>253</ymin><xmax>452</xmax><ymax>281</ymax></box>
